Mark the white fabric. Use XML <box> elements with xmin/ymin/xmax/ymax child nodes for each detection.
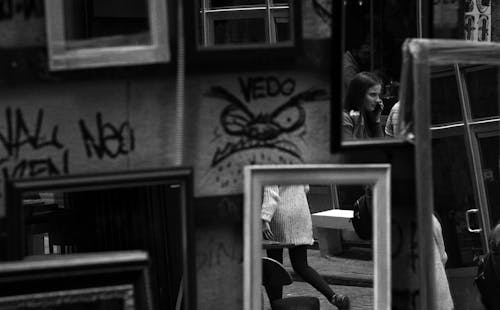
<box><xmin>433</xmin><ymin>214</ymin><xmax>454</xmax><ymax>310</ymax></box>
<box><xmin>261</xmin><ymin>185</ymin><xmax>313</xmax><ymax>245</ymax></box>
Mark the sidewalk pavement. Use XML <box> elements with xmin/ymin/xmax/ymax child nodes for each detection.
<box><xmin>269</xmin><ymin>246</ymin><xmax>374</xmax><ymax>287</ymax></box>
<box><xmin>263</xmin><ymin>247</ymin><xmax>374</xmax><ymax>309</ymax></box>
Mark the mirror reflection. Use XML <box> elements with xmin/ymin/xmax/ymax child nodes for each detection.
<box><xmin>261</xmin><ymin>184</ymin><xmax>374</xmax><ymax>309</ymax></box>
<box><xmin>430</xmin><ymin>63</ymin><xmax>500</xmax><ymax>309</ymax></box>
<box><xmin>198</xmin><ymin>0</ymin><xmax>292</xmax><ymax>48</ymax></box>
<box><xmin>21</xmin><ymin>183</ymin><xmax>183</xmax><ymax>310</ymax></box>
<box><xmin>342</xmin><ymin>0</ymin><xmax>417</xmax><ymax>142</ymax></box>
<box><xmin>62</xmin><ymin>0</ymin><xmax>151</xmax><ymax>49</ymax></box>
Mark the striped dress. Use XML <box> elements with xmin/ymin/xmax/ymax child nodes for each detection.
<box><xmin>261</xmin><ymin>185</ymin><xmax>314</xmax><ymax>245</ymax></box>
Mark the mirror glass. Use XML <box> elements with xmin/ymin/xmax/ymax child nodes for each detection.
<box><xmin>62</xmin><ymin>0</ymin><xmax>151</xmax><ymax>49</ymax></box>
<box><xmin>341</xmin><ymin>0</ymin><xmax>417</xmax><ymax>143</ymax></box>
<box><xmin>20</xmin><ymin>182</ymin><xmax>184</xmax><ymax>310</ymax></box>
<box><xmin>261</xmin><ymin>183</ymin><xmax>374</xmax><ymax>309</ymax></box>
<box><xmin>197</xmin><ymin>0</ymin><xmax>293</xmax><ymax>48</ymax></box>
<box><xmin>429</xmin><ymin>63</ymin><xmax>500</xmax><ymax>309</ymax></box>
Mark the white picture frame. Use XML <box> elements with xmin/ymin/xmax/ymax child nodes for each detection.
<box><xmin>243</xmin><ymin>164</ymin><xmax>391</xmax><ymax>310</ymax></box>
<box><xmin>44</xmin><ymin>0</ymin><xmax>170</xmax><ymax>71</ymax></box>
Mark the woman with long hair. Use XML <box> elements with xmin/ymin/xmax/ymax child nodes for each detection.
<box><xmin>342</xmin><ymin>71</ymin><xmax>384</xmax><ymax>140</ymax></box>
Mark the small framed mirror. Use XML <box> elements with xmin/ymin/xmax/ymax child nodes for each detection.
<box><xmin>244</xmin><ymin>164</ymin><xmax>391</xmax><ymax>310</ymax></box>
<box><xmin>44</xmin><ymin>0</ymin><xmax>170</xmax><ymax>70</ymax></box>
<box><xmin>332</xmin><ymin>0</ymin><xmax>430</xmax><ymax>150</ymax></box>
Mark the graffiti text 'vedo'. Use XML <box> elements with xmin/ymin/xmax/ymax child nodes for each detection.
<box><xmin>238</xmin><ymin>76</ymin><xmax>296</xmax><ymax>102</ymax></box>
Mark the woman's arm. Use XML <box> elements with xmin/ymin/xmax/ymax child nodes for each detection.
<box><xmin>261</xmin><ymin>185</ymin><xmax>279</xmax><ymax>222</ymax></box>
<box><xmin>342</xmin><ymin>112</ymin><xmax>355</xmax><ymax>140</ymax></box>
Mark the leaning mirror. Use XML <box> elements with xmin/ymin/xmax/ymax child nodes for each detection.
<box><xmin>335</xmin><ymin>0</ymin><xmax>423</xmax><ymax>148</ymax></box>
<box><xmin>6</xmin><ymin>167</ymin><xmax>195</xmax><ymax>310</ymax></box>
<box><xmin>403</xmin><ymin>38</ymin><xmax>500</xmax><ymax>310</ymax></box>
<box><xmin>244</xmin><ymin>164</ymin><xmax>391</xmax><ymax>310</ymax></box>
<box><xmin>44</xmin><ymin>0</ymin><xmax>170</xmax><ymax>70</ymax></box>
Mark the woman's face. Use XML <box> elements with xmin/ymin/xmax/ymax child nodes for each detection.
<box><xmin>363</xmin><ymin>84</ymin><xmax>382</xmax><ymax>112</ymax></box>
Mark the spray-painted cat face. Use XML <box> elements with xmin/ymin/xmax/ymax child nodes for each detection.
<box><xmin>205</xmin><ymin>85</ymin><xmax>328</xmax><ymax>167</ymax></box>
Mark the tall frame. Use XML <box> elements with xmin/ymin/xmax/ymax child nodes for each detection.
<box><xmin>399</xmin><ymin>38</ymin><xmax>500</xmax><ymax>310</ymax></box>
<box><xmin>243</xmin><ymin>164</ymin><xmax>391</xmax><ymax>310</ymax></box>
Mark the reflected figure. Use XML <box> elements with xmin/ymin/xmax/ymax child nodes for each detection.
<box><xmin>384</xmin><ymin>101</ymin><xmax>400</xmax><ymax>137</ymax></box>
<box><xmin>433</xmin><ymin>214</ymin><xmax>454</xmax><ymax>310</ymax></box>
<box><xmin>261</xmin><ymin>185</ymin><xmax>350</xmax><ymax>309</ymax></box>
<box><xmin>343</xmin><ymin>39</ymin><xmax>371</xmax><ymax>93</ymax></box>
<box><xmin>475</xmin><ymin>223</ymin><xmax>500</xmax><ymax>310</ymax></box>
<box><xmin>342</xmin><ymin>72</ymin><xmax>384</xmax><ymax>140</ymax></box>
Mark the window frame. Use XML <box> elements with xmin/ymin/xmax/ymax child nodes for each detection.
<box><xmin>185</xmin><ymin>0</ymin><xmax>300</xmax><ymax>69</ymax></box>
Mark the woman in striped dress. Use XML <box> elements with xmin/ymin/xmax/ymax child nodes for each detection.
<box><xmin>262</xmin><ymin>185</ymin><xmax>350</xmax><ymax>310</ymax></box>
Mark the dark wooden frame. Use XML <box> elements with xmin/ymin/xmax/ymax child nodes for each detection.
<box><xmin>5</xmin><ymin>167</ymin><xmax>195</xmax><ymax>310</ymax></box>
<box><xmin>184</xmin><ymin>0</ymin><xmax>302</xmax><ymax>70</ymax></box>
<box><xmin>0</xmin><ymin>251</ymin><xmax>152</xmax><ymax>310</ymax></box>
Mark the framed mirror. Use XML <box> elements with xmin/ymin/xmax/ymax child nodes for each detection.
<box><xmin>400</xmin><ymin>38</ymin><xmax>500</xmax><ymax>310</ymax></box>
<box><xmin>44</xmin><ymin>0</ymin><xmax>170</xmax><ymax>70</ymax></box>
<box><xmin>244</xmin><ymin>164</ymin><xmax>391</xmax><ymax>310</ymax></box>
<box><xmin>5</xmin><ymin>167</ymin><xmax>195</xmax><ymax>310</ymax></box>
<box><xmin>0</xmin><ymin>251</ymin><xmax>152</xmax><ymax>310</ymax></box>
<box><xmin>331</xmin><ymin>0</ymin><xmax>431</xmax><ymax>150</ymax></box>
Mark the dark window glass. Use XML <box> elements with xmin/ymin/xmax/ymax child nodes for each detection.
<box><xmin>63</xmin><ymin>0</ymin><xmax>150</xmax><ymax>47</ymax></box>
<box><xmin>477</xmin><ymin>134</ymin><xmax>500</xmax><ymax>227</ymax></box>
<box><xmin>214</xmin><ymin>18</ymin><xmax>266</xmax><ymax>44</ymax></box>
<box><xmin>273</xmin><ymin>10</ymin><xmax>290</xmax><ymax>42</ymax></box>
<box><xmin>431</xmin><ymin>68</ymin><xmax>462</xmax><ymax>125</ymax></box>
<box><xmin>464</xmin><ymin>66</ymin><xmax>500</xmax><ymax>119</ymax></box>
<box><xmin>433</xmin><ymin>134</ymin><xmax>483</xmax><ymax>267</ymax></box>
<box><xmin>209</xmin><ymin>0</ymin><xmax>265</xmax><ymax>7</ymax></box>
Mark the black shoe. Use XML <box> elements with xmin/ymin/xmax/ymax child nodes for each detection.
<box><xmin>331</xmin><ymin>294</ymin><xmax>350</xmax><ymax>310</ymax></box>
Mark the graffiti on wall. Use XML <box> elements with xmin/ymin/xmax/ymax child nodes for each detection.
<box><xmin>0</xmin><ymin>108</ymin><xmax>135</xmax><ymax>204</ymax></box>
<box><xmin>201</xmin><ymin>75</ymin><xmax>328</xmax><ymax>191</ymax></box>
<box><xmin>0</xmin><ymin>108</ymin><xmax>68</xmax><ymax>184</ymax></box>
<box><xmin>79</xmin><ymin>112</ymin><xmax>135</xmax><ymax>159</ymax></box>
<box><xmin>464</xmin><ymin>0</ymin><xmax>490</xmax><ymax>41</ymax></box>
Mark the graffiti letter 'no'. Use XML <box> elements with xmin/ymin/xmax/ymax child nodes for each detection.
<box><xmin>79</xmin><ymin>113</ymin><xmax>135</xmax><ymax>159</ymax></box>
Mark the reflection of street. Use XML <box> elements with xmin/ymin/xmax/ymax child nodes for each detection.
<box><xmin>262</xmin><ymin>246</ymin><xmax>373</xmax><ymax>309</ymax></box>
<box><xmin>262</xmin><ymin>282</ymin><xmax>373</xmax><ymax>310</ymax></box>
